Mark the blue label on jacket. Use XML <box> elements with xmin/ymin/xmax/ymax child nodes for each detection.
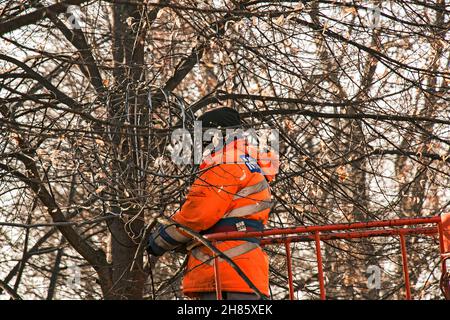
<box><xmin>240</xmin><ymin>155</ymin><xmax>261</xmax><ymax>173</ymax></box>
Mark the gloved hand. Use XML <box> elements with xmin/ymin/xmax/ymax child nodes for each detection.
<box><xmin>146</xmin><ymin>231</ymin><xmax>165</xmax><ymax>257</ymax></box>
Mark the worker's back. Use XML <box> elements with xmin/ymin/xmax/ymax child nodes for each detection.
<box><xmin>146</xmin><ymin>107</ymin><xmax>278</xmax><ymax>299</ymax></box>
<box><xmin>172</xmin><ymin>137</ymin><xmax>275</xmax><ymax>298</ymax></box>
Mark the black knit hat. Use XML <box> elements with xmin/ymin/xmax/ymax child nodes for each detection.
<box><xmin>197</xmin><ymin>107</ymin><xmax>241</xmax><ymax>128</ymax></box>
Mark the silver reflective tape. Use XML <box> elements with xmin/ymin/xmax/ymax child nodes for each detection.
<box><xmin>223</xmin><ymin>242</ymin><xmax>259</xmax><ymax>259</ymax></box>
<box><xmin>191</xmin><ymin>242</ymin><xmax>259</xmax><ymax>266</ymax></box>
<box><xmin>154</xmin><ymin>235</ymin><xmax>176</xmax><ymax>251</ymax></box>
<box><xmin>233</xmin><ymin>179</ymin><xmax>269</xmax><ymax>200</ymax></box>
<box><xmin>191</xmin><ymin>248</ymin><xmax>213</xmax><ymax>265</ymax></box>
<box><xmin>224</xmin><ymin>200</ymin><xmax>273</xmax><ymax>218</ymax></box>
<box><xmin>165</xmin><ymin>225</ymin><xmax>191</xmax><ymax>243</ymax></box>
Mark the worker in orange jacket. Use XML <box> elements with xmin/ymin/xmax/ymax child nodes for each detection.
<box><xmin>146</xmin><ymin>107</ymin><xmax>278</xmax><ymax>300</ymax></box>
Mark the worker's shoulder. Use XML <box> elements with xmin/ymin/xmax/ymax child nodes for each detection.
<box><xmin>202</xmin><ymin>161</ymin><xmax>251</xmax><ymax>181</ymax></box>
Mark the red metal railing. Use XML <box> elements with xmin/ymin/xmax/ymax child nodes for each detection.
<box><xmin>205</xmin><ymin>215</ymin><xmax>448</xmax><ymax>300</ymax></box>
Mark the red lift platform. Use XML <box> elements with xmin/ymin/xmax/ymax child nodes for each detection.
<box><xmin>205</xmin><ymin>214</ymin><xmax>450</xmax><ymax>300</ymax></box>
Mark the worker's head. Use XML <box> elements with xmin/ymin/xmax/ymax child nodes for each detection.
<box><xmin>197</xmin><ymin>107</ymin><xmax>241</xmax><ymax>129</ymax></box>
<box><xmin>197</xmin><ymin>107</ymin><xmax>242</xmax><ymax>153</ymax></box>
<box><xmin>196</xmin><ymin>108</ymin><xmax>279</xmax><ymax>180</ymax></box>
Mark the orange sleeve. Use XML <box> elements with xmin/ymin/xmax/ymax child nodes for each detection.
<box><xmin>172</xmin><ymin>163</ymin><xmax>242</xmax><ymax>232</ymax></box>
<box><xmin>442</xmin><ymin>212</ymin><xmax>450</xmax><ymax>253</ymax></box>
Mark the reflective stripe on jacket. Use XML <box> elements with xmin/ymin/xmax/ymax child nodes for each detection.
<box><xmin>147</xmin><ymin>138</ymin><xmax>277</xmax><ymax>297</ymax></box>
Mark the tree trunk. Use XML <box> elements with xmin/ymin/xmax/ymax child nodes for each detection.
<box><xmin>105</xmin><ymin>0</ymin><xmax>147</xmax><ymax>300</ymax></box>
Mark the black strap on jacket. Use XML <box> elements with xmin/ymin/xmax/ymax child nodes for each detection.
<box><xmin>202</xmin><ymin>217</ymin><xmax>263</xmax><ymax>244</ymax></box>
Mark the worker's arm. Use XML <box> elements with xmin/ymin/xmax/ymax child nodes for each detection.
<box><xmin>147</xmin><ymin>164</ymin><xmax>241</xmax><ymax>256</ymax></box>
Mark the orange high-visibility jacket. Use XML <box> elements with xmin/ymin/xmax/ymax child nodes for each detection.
<box><xmin>147</xmin><ymin>139</ymin><xmax>278</xmax><ymax>297</ymax></box>
<box><xmin>442</xmin><ymin>212</ymin><xmax>450</xmax><ymax>254</ymax></box>
<box><xmin>441</xmin><ymin>212</ymin><xmax>450</xmax><ymax>299</ymax></box>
